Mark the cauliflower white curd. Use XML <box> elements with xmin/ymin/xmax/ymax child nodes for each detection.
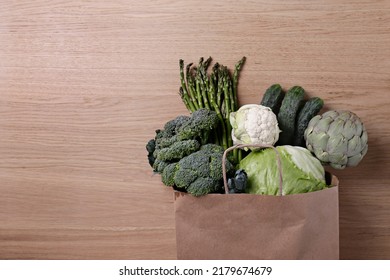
<box><xmin>229</xmin><ymin>104</ymin><xmax>281</xmax><ymax>148</ymax></box>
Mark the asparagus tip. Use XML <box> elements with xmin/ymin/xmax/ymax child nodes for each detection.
<box><xmin>186</xmin><ymin>62</ymin><xmax>193</xmax><ymax>70</ymax></box>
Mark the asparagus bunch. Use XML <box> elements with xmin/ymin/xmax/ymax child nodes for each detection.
<box><xmin>178</xmin><ymin>56</ymin><xmax>246</xmax><ymax>163</ymax></box>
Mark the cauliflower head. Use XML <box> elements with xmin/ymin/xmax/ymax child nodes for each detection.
<box><xmin>230</xmin><ymin>104</ymin><xmax>280</xmax><ymax>148</ymax></box>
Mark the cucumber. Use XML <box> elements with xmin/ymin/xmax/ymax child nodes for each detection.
<box><xmin>294</xmin><ymin>97</ymin><xmax>324</xmax><ymax>147</ymax></box>
<box><xmin>277</xmin><ymin>86</ymin><xmax>305</xmax><ymax>145</ymax></box>
<box><xmin>260</xmin><ymin>84</ymin><xmax>285</xmax><ymax>115</ymax></box>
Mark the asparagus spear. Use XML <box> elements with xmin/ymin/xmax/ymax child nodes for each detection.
<box><xmin>233</xmin><ymin>56</ymin><xmax>246</xmax><ymax>111</ymax></box>
<box><xmin>179</xmin><ymin>60</ymin><xmax>196</xmax><ymax>112</ymax></box>
<box><xmin>185</xmin><ymin>63</ymin><xmax>199</xmax><ymax>110</ymax></box>
<box><xmin>178</xmin><ymin>57</ymin><xmax>245</xmax><ymax>163</ymax></box>
<box><xmin>221</xmin><ymin>68</ymin><xmax>233</xmax><ymax>148</ymax></box>
<box><xmin>178</xmin><ymin>87</ymin><xmax>191</xmax><ymax>112</ymax></box>
<box><xmin>232</xmin><ymin>57</ymin><xmax>246</xmax><ymax>164</ymax></box>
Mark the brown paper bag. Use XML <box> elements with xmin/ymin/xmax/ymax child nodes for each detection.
<box><xmin>174</xmin><ymin>144</ymin><xmax>339</xmax><ymax>260</ymax></box>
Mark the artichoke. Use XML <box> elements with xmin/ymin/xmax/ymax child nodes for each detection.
<box><xmin>304</xmin><ymin>110</ymin><xmax>368</xmax><ymax>169</ymax></box>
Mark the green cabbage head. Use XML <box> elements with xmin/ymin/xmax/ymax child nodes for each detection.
<box><xmin>239</xmin><ymin>145</ymin><xmax>328</xmax><ymax>195</ymax></box>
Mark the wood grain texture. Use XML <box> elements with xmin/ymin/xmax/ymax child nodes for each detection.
<box><xmin>0</xmin><ymin>0</ymin><xmax>389</xmax><ymax>259</ymax></box>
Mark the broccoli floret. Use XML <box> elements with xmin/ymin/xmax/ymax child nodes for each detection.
<box><xmin>157</xmin><ymin>139</ymin><xmax>200</xmax><ymax>161</ymax></box>
<box><xmin>209</xmin><ymin>154</ymin><xmax>225</xmax><ymax>179</ymax></box>
<box><xmin>163</xmin><ymin>115</ymin><xmax>190</xmax><ymax>136</ymax></box>
<box><xmin>152</xmin><ymin>158</ymin><xmax>169</xmax><ymax>173</ymax></box>
<box><xmin>199</xmin><ymin>143</ymin><xmax>224</xmax><ymax>154</ymax></box>
<box><xmin>161</xmin><ymin>163</ymin><xmax>179</xmax><ymax>186</ymax></box>
<box><xmin>163</xmin><ymin>144</ymin><xmax>234</xmax><ymax>196</ymax></box>
<box><xmin>186</xmin><ymin>178</ymin><xmax>220</xmax><ymax>196</ymax></box>
<box><xmin>200</xmin><ymin>144</ymin><xmax>236</xmax><ymax>167</ymax></box>
<box><xmin>177</xmin><ymin>109</ymin><xmax>219</xmax><ymax>143</ymax></box>
<box><xmin>173</xmin><ymin>149</ymin><xmax>210</xmax><ymax>189</ymax></box>
<box><xmin>154</xmin><ymin>115</ymin><xmax>190</xmax><ymax>149</ymax></box>
<box><xmin>155</xmin><ymin>135</ymin><xmax>180</xmax><ymax>149</ymax></box>
<box><xmin>174</xmin><ymin>168</ymin><xmax>199</xmax><ymax>189</ymax></box>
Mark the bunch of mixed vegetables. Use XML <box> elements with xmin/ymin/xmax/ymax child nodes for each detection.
<box><xmin>146</xmin><ymin>57</ymin><xmax>368</xmax><ymax>196</ymax></box>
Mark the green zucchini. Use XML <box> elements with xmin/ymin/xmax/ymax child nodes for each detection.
<box><xmin>293</xmin><ymin>97</ymin><xmax>324</xmax><ymax>147</ymax></box>
<box><xmin>260</xmin><ymin>84</ymin><xmax>285</xmax><ymax>115</ymax></box>
<box><xmin>277</xmin><ymin>86</ymin><xmax>305</xmax><ymax>145</ymax></box>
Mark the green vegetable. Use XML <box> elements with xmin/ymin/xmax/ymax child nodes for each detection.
<box><xmin>239</xmin><ymin>145</ymin><xmax>328</xmax><ymax>195</ymax></box>
<box><xmin>161</xmin><ymin>162</ymin><xmax>179</xmax><ymax>186</ymax></box>
<box><xmin>161</xmin><ymin>144</ymin><xmax>235</xmax><ymax>196</ymax></box>
<box><xmin>178</xmin><ymin>56</ymin><xmax>246</xmax><ymax>163</ymax></box>
<box><xmin>260</xmin><ymin>84</ymin><xmax>285</xmax><ymax>115</ymax></box>
<box><xmin>152</xmin><ymin>158</ymin><xmax>169</xmax><ymax>174</ymax></box>
<box><xmin>304</xmin><ymin>110</ymin><xmax>368</xmax><ymax>169</ymax></box>
<box><xmin>147</xmin><ymin>108</ymin><xmax>219</xmax><ymax>174</ymax></box>
<box><xmin>177</xmin><ymin>108</ymin><xmax>219</xmax><ymax>144</ymax></box>
<box><xmin>294</xmin><ymin>97</ymin><xmax>324</xmax><ymax>147</ymax></box>
<box><xmin>277</xmin><ymin>86</ymin><xmax>305</xmax><ymax>145</ymax></box>
<box><xmin>157</xmin><ymin>140</ymin><xmax>200</xmax><ymax>161</ymax></box>
<box><xmin>146</xmin><ymin>139</ymin><xmax>156</xmax><ymax>167</ymax></box>
<box><xmin>228</xmin><ymin>169</ymin><xmax>248</xmax><ymax>193</ymax></box>
<box><xmin>154</xmin><ymin>115</ymin><xmax>191</xmax><ymax>148</ymax></box>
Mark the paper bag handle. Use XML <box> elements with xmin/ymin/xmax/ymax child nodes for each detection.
<box><xmin>222</xmin><ymin>144</ymin><xmax>283</xmax><ymax>196</ymax></box>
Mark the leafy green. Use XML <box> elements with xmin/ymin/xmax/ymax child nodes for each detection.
<box><xmin>239</xmin><ymin>145</ymin><xmax>328</xmax><ymax>195</ymax></box>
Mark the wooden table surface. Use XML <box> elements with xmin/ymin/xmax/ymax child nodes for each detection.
<box><xmin>0</xmin><ymin>0</ymin><xmax>389</xmax><ymax>259</ymax></box>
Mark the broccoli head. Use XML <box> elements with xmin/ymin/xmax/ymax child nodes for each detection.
<box><xmin>157</xmin><ymin>139</ymin><xmax>200</xmax><ymax>161</ymax></box>
<box><xmin>155</xmin><ymin>115</ymin><xmax>190</xmax><ymax>141</ymax></box>
<box><xmin>161</xmin><ymin>144</ymin><xmax>234</xmax><ymax>196</ymax></box>
<box><xmin>163</xmin><ymin>115</ymin><xmax>190</xmax><ymax>137</ymax></box>
<box><xmin>176</xmin><ymin>108</ymin><xmax>219</xmax><ymax>143</ymax></box>
<box><xmin>146</xmin><ymin>109</ymin><xmax>220</xmax><ymax>174</ymax></box>
<box><xmin>153</xmin><ymin>115</ymin><xmax>190</xmax><ymax>150</ymax></box>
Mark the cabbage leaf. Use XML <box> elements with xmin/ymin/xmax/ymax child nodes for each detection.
<box><xmin>239</xmin><ymin>145</ymin><xmax>328</xmax><ymax>195</ymax></box>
